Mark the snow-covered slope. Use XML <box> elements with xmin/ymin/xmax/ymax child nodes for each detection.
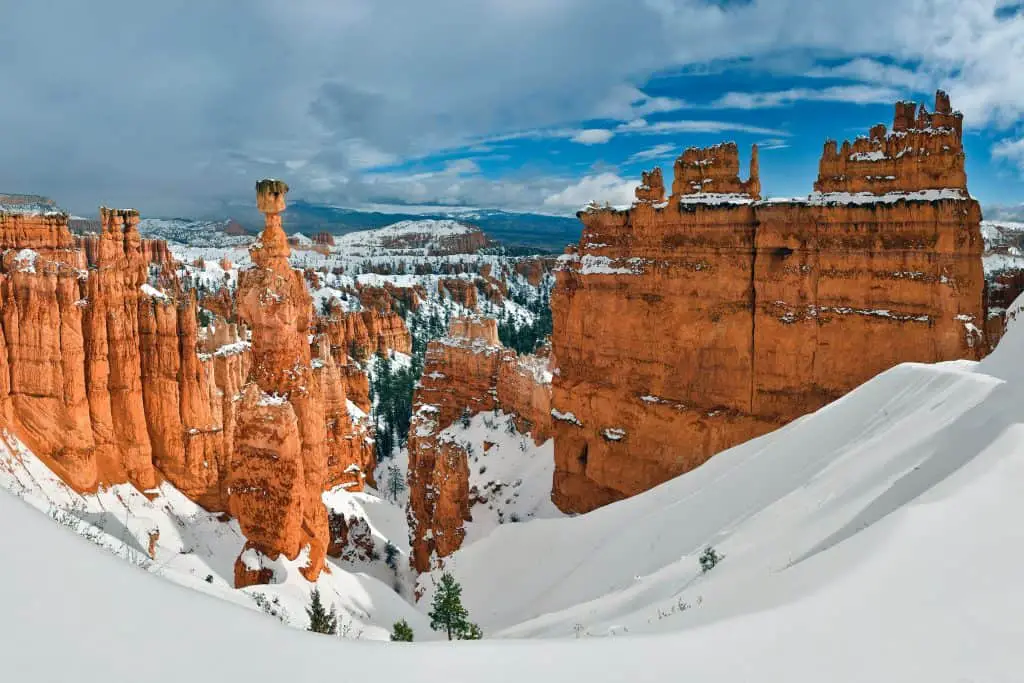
<box><xmin>138</xmin><ymin>218</ymin><xmax>251</xmax><ymax>248</ymax></box>
<box><xmin>982</xmin><ymin>219</ymin><xmax>1024</xmax><ymax>274</ymax></box>
<box><xmin>333</xmin><ymin>219</ymin><xmax>484</xmax><ymax>255</ymax></box>
<box><xmin>0</xmin><ymin>429</ymin><xmax>427</xmax><ymax>640</ymax></box>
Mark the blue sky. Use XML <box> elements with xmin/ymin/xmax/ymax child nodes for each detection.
<box><xmin>1</xmin><ymin>1</ymin><xmax>1022</xmax><ymax>217</ymax></box>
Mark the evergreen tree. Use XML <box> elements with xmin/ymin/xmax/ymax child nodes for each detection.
<box><xmin>384</xmin><ymin>540</ymin><xmax>400</xmax><ymax>571</ymax></box>
<box><xmin>428</xmin><ymin>572</ymin><xmax>480</xmax><ymax>640</ymax></box>
<box><xmin>390</xmin><ymin>619</ymin><xmax>414</xmax><ymax>642</ymax></box>
<box><xmin>699</xmin><ymin>546</ymin><xmax>722</xmax><ymax>573</ymax></box>
<box><xmin>305</xmin><ymin>588</ymin><xmax>338</xmax><ymax>635</ymax></box>
<box><xmin>387</xmin><ymin>464</ymin><xmax>406</xmax><ymax>501</ymax></box>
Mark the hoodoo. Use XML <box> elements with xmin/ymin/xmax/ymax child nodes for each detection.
<box><xmin>0</xmin><ymin>183</ymin><xmax>384</xmax><ymax>588</ymax></box>
<box><xmin>550</xmin><ymin>91</ymin><xmax>985</xmax><ymax>513</ymax></box>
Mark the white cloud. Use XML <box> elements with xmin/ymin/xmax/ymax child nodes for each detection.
<box><xmin>711</xmin><ymin>85</ymin><xmax>902</xmax><ymax>109</ymax></box>
<box><xmin>2</xmin><ymin>0</ymin><xmax>1022</xmax><ymax>213</ymax></box>
<box><xmin>757</xmin><ymin>138</ymin><xmax>790</xmax><ymax>151</ymax></box>
<box><xmin>444</xmin><ymin>158</ymin><xmax>482</xmax><ymax>175</ymax></box>
<box><xmin>993</xmin><ymin>137</ymin><xmax>1024</xmax><ymax>171</ymax></box>
<box><xmin>615</xmin><ymin>118</ymin><xmax>788</xmax><ymax>137</ymax></box>
<box><xmin>804</xmin><ymin>58</ymin><xmax>931</xmax><ymax>90</ymax></box>
<box><xmin>571</xmin><ymin>129</ymin><xmax>615</xmax><ymax>145</ymax></box>
<box><xmin>542</xmin><ymin>173</ymin><xmax>636</xmax><ymax>211</ymax></box>
<box><xmin>594</xmin><ymin>84</ymin><xmax>689</xmax><ymax>119</ymax></box>
<box><xmin>627</xmin><ymin>143</ymin><xmax>677</xmax><ymax>164</ymax></box>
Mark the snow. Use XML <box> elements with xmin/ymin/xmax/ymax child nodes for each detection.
<box><xmin>550</xmin><ymin>408</ymin><xmax>582</xmax><ymax>425</ymax></box>
<box><xmin>140</xmin><ymin>283</ymin><xmax>170</xmax><ymax>300</ymax></box>
<box><xmin>579</xmin><ymin>254</ymin><xmax>641</xmax><ymax>275</ymax></box>
<box><xmin>601</xmin><ymin>427</ymin><xmax>626</xmax><ymax>441</ymax></box>
<box><xmin>677</xmin><ymin>192</ymin><xmax>755</xmax><ymax>206</ymax></box>
<box><xmin>258</xmin><ymin>392</ymin><xmax>288</xmax><ymax>406</ymax></box>
<box><xmin>12</xmin><ymin>248</ymin><xmax>39</xmax><ymax>272</ymax></box>
<box><xmin>0</xmin><ymin>426</ymin><xmax>427</xmax><ymax>642</ymax></box>
<box><xmin>0</xmin><ymin>194</ymin><xmax>65</xmax><ymax>216</ymax></box>
<box><xmin>984</xmin><ymin>252</ymin><xmax>1024</xmax><ymax>276</ymax></box>
<box><xmin>848</xmin><ymin>150</ymin><xmax>887</xmax><ymax>161</ymax></box>
<box><xmin>430</xmin><ymin>410</ymin><xmax>563</xmax><ymax>547</ymax></box>
<box><xmin>804</xmin><ymin>188</ymin><xmax>968</xmax><ymax>205</ymax></box>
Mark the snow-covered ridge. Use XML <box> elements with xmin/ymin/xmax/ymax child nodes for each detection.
<box><xmin>0</xmin><ymin>193</ymin><xmax>66</xmax><ymax>217</ymax></box>
<box><xmin>138</xmin><ymin>218</ymin><xmax>251</xmax><ymax>248</ymax></box>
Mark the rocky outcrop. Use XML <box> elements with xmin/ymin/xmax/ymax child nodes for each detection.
<box><xmin>514</xmin><ymin>258</ymin><xmax>551</xmax><ymax>287</ymax></box>
<box><xmin>229</xmin><ymin>179</ymin><xmax>332</xmax><ymax>586</ymax></box>
<box><xmin>406</xmin><ymin>316</ymin><xmax>552</xmax><ymax>572</ymax></box>
<box><xmin>316</xmin><ymin>307</ymin><xmax>412</xmax><ymax>363</ymax></box>
<box><xmin>671</xmin><ymin>142</ymin><xmax>760</xmax><ymax>199</ymax></box>
<box><xmin>550</xmin><ymin>91</ymin><xmax>986</xmax><ymax>513</ymax></box>
<box><xmin>313</xmin><ymin>231</ymin><xmax>335</xmax><ymax>247</ymax></box>
<box><xmin>1</xmin><ymin>182</ymin><xmax>376</xmax><ymax>589</ymax></box>
<box><xmin>815</xmin><ymin>92</ymin><xmax>965</xmax><ymax>194</ymax></box>
<box><xmin>379</xmin><ymin>222</ymin><xmax>492</xmax><ymax>255</ymax></box>
<box><xmin>438</xmin><ymin>278</ymin><xmax>478</xmax><ymax>309</ymax></box>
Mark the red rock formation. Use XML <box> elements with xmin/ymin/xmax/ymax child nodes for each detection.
<box><xmin>362</xmin><ymin>310</ymin><xmax>413</xmax><ymax>356</ymax></box>
<box><xmin>198</xmin><ymin>287</ymin><xmax>234</xmax><ymax>322</ymax></box>
<box><xmin>313</xmin><ymin>231</ymin><xmax>335</xmax><ymax>247</ymax></box>
<box><xmin>229</xmin><ymin>179</ymin><xmax>331</xmax><ymax>585</ymax></box>
<box><xmin>671</xmin><ymin>142</ymin><xmax>760</xmax><ymax>199</ymax></box>
<box><xmin>316</xmin><ymin>307</ymin><xmax>412</xmax><ymax>363</ymax></box>
<box><xmin>635</xmin><ymin>168</ymin><xmax>665</xmax><ymax>203</ymax></box>
<box><xmin>815</xmin><ymin>91</ymin><xmax>965</xmax><ymax>194</ymax></box>
<box><xmin>550</xmin><ymin>91</ymin><xmax>985</xmax><ymax>513</ymax></box>
<box><xmin>438</xmin><ymin>278</ymin><xmax>478</xmax><ymax>309</ymax></box>
<box><xmin>1</xmin><ymin>185</ymin><xmax>375</xmax><ymax>588</ymax></box>
<box><xmin>514</xmin><ymin>259</ymin><xmax>551</xmax><ymax>287</ymax></box>
<box><xmin>406</xmin><ymin>317</ymin><xmax>552</xmax><ymax>572</ymax></box>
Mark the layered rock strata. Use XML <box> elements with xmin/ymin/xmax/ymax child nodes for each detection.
<box><xmin>550</xmin><ymin>91</ymin><xmax>986</xmax><ymax>513</ymax></box>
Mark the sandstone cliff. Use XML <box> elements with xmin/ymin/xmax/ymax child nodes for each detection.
<box><xmin>550</xmin><ymin>90</ymin><xmax>985</xmax><ymax>513</ymax></box>
<box><xmin>406</xmin><ymin>316</ymin><xmax>552</xmax><ymax>572</ymax></box>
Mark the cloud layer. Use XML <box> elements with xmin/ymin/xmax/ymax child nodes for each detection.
<box><xmin>0</xmin><ymin>0</ymin><xmax>1021</xmax><ymax>216</ymax></box>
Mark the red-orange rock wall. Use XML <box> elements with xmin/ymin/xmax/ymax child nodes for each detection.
<box><xmin>549</xmin><ymin>92</ymin><xmax>986</xmax><ymax>513</ymax></box>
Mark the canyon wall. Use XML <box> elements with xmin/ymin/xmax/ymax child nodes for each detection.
<box><xmin>550</xmin><ymin>91</ymin><xmax>986</xmax><ymax>513</ymax></box>
<box><xmin>406</xmin><ymin>316</ymin><xmax>552</xmax><ymax>572</ymax></box>
<box><xmin>0</xmin><ymin>182</ymin><xmax>382</xmax><ymax>587</ymax></box>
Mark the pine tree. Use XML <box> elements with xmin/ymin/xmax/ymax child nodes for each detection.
<box><xmin>390</xmin><ymin>619</ymin><xmax>414</xmax><ymax>642</ymax></box>
<box><xmin>384</xmin><ymin>540</ymin><xmax>400</xmax><ymax>571</ymax></box>
<box><xmin>387</xmin><ymin>464</ymin><xmax>406</xmax><ymax>502</ymax></box>
<box><xmin>306</xmin><ymin>588</ymin><xmax>338</xmax><ymax>635</ymax></box>
<box><xmin>428</xmin><ymin>572</ymin><xmax>480</xmax><ymax>640</ymax></box>
<box><xmin>699</xmin><ymin>546</ymin><xmax>722</xmax><ymax>573</ymax></box>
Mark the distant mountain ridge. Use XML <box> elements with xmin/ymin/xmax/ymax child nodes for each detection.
<box><xmin>205</xmin><ymin>200</ymin><xmax>581</xmax><ymax>252</ymax></box>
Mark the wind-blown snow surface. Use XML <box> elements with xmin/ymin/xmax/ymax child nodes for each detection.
<box><xmin>5</xmin><ymin>307</ymin><xmax>1024</xmax><ymax>680</ymax></box>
